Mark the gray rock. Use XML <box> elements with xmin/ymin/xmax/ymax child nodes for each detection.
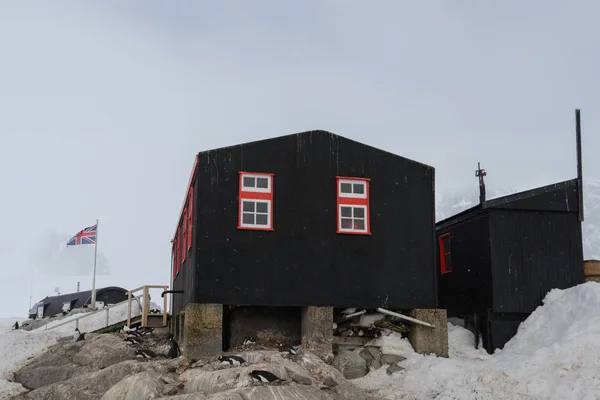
<box><xmin>330</xmin><ymin>382</ymin><xmax>369</xmax><ymax>400</ymax></box>
<box><xmin>332</xmin><ymin>350</ymin><xmax>368</xmax><ymax>380</ymax></box>
<box><xmin>279</xmin><ymin>358</ymin><xmax>313</xmax><ymax>385</ymax></box>
<box><xmin>296</xmin><ymin>352</ymin><xmax>345</xmax><ymax>387</ymax></box>
<box><xmin>100</xmin><ymin>371</ymin><xmax>165</xmax><ymax>400</ymax></box>
<box><xmin>386</xmin><ymin>364</ymin><xmax>404</xmax><ymax>375</ymax></box>
<box><xmin>163</xmin><ymin>382</ymin><xmax>185</xmax><ymax>396</ymax></box>
<box><xmin>157</xmin><ymin>394</ymin><xmax>207</xmax><ymax>400</ymax></box>
<box><xmin>323</xmin><ymin>376</ymin><xmax>339</xmax><ymax>387</ymax></box>
<box><xmin>364</xmin><ymin>346</ymin><xmax>382</xmax><ymax>361</ymax></box>
<box><xmin>370</xmin><ymin>360</ymin><xmax>382</xmax><ymax>370</ymax></box>
<box><xmin>210</xmin><ymin>384</ymin><xmax>331</xmax><ymax>400</ymax></box>
<box><xmin>183</xmin><ymin>362</ymin><xmax>288</xmax><ymax>395</ymax></box>
<box><xmin>20</xmin><ymin>359</ymin><xmax>165</xmax><ymax>400</ymax></box>
<box><xmin>379</xmin><ymin>354</ymin><xmax>406</xmax><ymax>366</ymax></box>
<box><xmin>73</xmin><ymin>334</ymin><xmax>137</xmax><ymax>369</ymax></box>
<box><xmin>13</xmin><ymin>341</ymin><xmax>89</xmax><ymax>389</ymax></box>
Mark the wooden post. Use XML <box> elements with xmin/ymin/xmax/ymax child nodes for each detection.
<box><xmin>127</xmin><ymin>291</ymin><xmax>132</xmax><ymax>328</ymax></box>
<box><xmin>163</xmin><ymin>285</ymin><xmax>168</xmax><ymax>327</ymax></box>
<box><xmin>142</xmin><ymin>286</ymin><xmax>149</xmax><ymax>328</ymax></box>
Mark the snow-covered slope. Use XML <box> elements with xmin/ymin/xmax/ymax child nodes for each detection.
<box><xmin>436</xmin><ymin>178</ymin><xmax>600</xmax><ymax>260</ymax></box>
<box><xmin>355</xmin><ymin>281</ymin><xmax>600</xmax><ymax>399</ymax></box>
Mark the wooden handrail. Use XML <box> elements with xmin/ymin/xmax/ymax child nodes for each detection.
<box><xmin>126</xmin><ymin>285</ymin><xmax>170</xmax><ymax>328</ymax></box>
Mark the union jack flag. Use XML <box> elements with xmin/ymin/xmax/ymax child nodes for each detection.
<box><xmin>67</xmin><ymin>224</ymin><xmax>97</xmax><ymax>246</ymax></box>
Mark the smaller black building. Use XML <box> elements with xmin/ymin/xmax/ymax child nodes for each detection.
<box><xmin>29</xmin><ymin>286</ymin><xmax>129</xmax><ymax>319</ymax></box>
<box><xmin>436</xmin><ymin>179</ymin><xmax>585</xmax><ymax>353</ymax></box>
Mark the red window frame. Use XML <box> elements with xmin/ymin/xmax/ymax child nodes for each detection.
<box><xmin>181</xmin><ymin>207</ymin><xmax>187</xmax><ymax>262</ymax></box>
<box><xmin>237</xmin><ymin>171</ymin><xmax>274</xmax><ymax>231</ymax></box>
<box><xmin>172</xmin><ymin>240</ymin><xmax>176</xmax><ymax>280</ymax></box>
<box><xmin>187</xmin><ymin>186</ymin><xmax>194</xmax><ymax>250</ymax></box>
<box><xmin>336</xmin><ymin>176</ymin><xmax>371</xmax><ymax>235</ymax></box>
<box><xmin>439</xmin><ymin>233</ymin><xmax>452</xmax><ymax>274</ymax></box>
<box><xmin>173</xmin><ymin>234</ymin><xmax>180</xmax><ymax>278</ymax></box>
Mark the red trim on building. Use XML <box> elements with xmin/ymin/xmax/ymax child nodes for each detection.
<box><xmin>336</xmin><ymin>176</ymin><xmax>372</xmax><ymax>235</ymax></box>
<box><xmin>187</xmin><ymin>187</ymin><xmax>194</xmax><ymax>251</ymax></box>
<box><xmin>439</xmin><ymin>233</ymin><xmax>452</xmax><ymax>274</ymax></box>
<box><xmin>237</xmin><ymin>171</ymin><xmax>274</xmax><ymax>231</ymax></box>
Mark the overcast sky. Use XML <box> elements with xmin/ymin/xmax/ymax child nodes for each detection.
<box><xmin>0</xmin><ymin>1</ymin><xmax>598</xmax><ymax>319</ymax></box>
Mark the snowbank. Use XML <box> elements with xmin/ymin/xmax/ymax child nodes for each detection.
<box><xmin>355</xmin><ymin>282</ymin><xmax>600</xmax><ymax>400</ymax></box>
<box><xmin>0</xmin><ymin>329</ymin><xmax>62</xmax><ymax>398</ymax></box>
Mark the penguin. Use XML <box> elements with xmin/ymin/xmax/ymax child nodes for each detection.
<box><xmin>76</xmin><ymin>332</ymin><xmax>86</xmax><ymax>342</ymax></box>
<box><xmin>139</xmin><ymin>327</ymin><xmax>154</xmax><ymax>336</ymax></box>
<box><xmin>278</xmin><ymin>343</ymin><xmax>298</xmax><ymax>355</ymax></box>
<box><xmin>166</xmin><ymin>336</ymin><xmax>181</xmax><ymax>359</ymax></box>
<box><xmin>12</xmin><ymin>321</ymin><xmax>19</xmax><ymax>330</ymax></box>
<box><xmin>73</xmin><ymin>328</ymin><xmax>83</xmax><ymax>342</ymax></box>
<box><xmin>125</xmin><ymin>336</ymin><xmax>141</xmax><ymax>345</ymax></box>
<box><xmin>135</xmin><ymin>349</ymin><xmax>158</xmax><ymax>359</ymax></box>
<box><xmin>248</xmin><ymin>370</ymin><xmax>283</xmax><ymax>383</ymax></box>
<box><xmin>243</xmin><ymin>335</ymin><xmax>256</xmax><ymax>346</ymax></box>
<box><xmin>218</xmin><ymin>355</ymin><xmax>245</xmax><ymax>366</ymax></box>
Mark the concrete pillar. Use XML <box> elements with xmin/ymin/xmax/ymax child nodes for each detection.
<box><xmin>407</xmin><ymin>309</ymin><xmax>449</xmax><ymax>358</ymax></box>
<box><xmin>301</xmin><ymin>306</ymin><xmax>333</xmax><ymax>362</ymax></box>
<box><xmin>183</xmin><ymin>303</ymin><xmax>222</xmax><ymax>360</ymax></box>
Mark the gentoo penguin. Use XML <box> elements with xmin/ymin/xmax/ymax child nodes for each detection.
<box><xmin>218</xmin><ymin>355</ymin><xmax>245</xmax><ymax>366</ymax></box>
<box><xmin>73</xmin><ymin>328</ymin><xmax>83</xmax><ymax>342</ymax></box>
<box><xmin>76</xmin><ymin>332</ymin><xmax>86</xmax><ymax>342</ymax></box>
<box><xmin>139</xmin><ymin>327</ymin><xmax>154</xmax><ymax>336</ymax></box>
<box><xmin>135</xmin><ymin>349</ymin><xmax>158</xmax><ymax>359</ymax></box>
<box><xmin>125</xmin><ymin>336</ymin><xmax>141</xmax><ymax>345</ymax></box>
<box><xmin>278</xmin><ymin>343</ymin><xmax>298</xmax><ymax>355</ymax></box>
<box><xmin>248</xmin><ymin>370</ymin><xmax>283</xmax><ymax>383</ymax></box>
<box><xmin>12</xmin><ymin>321</ymin><xmax>19</xmax><ymax>330</ymax></box>
<box><xmin>166</xmin><ymin>335</ymin><xmax>181</xmax><ymax>359</ymax></box>
<box><xmin>243</xmin><ymin>335</ymin><xmax>256</xmax><ymax>346</ymax></box>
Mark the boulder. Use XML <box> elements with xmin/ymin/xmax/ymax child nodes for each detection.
<box><xmin>386</xmin><ymin>364</ymin><xmax>404</xmax><ymax>375</ymax></box>
<box><xmin>157</xmin><ymin>394</ymin><xmax>208</xmax><ymax>400</ymax></box>
<box><xmin>13</xmin><ymin>341</ymin><xmax>89</xmax><ymax>389</ymax></box>
<box><xmin>73</xmin><ymin>334</ymin><xmax>137</xmax><ymax>369</ymax></box>
<box><xmin>296</xmin><ymin>352</ymin><xmax>346</xmax><ymax>387</ymax></box>
<box><xmin>16</xmin><ymin>359</ymin><xmax>166</xmax><ymax>399</ymax></box>
<box><xmin>208</xmin><ymin>384</ymin><xmax>332</xmax><ymax>400</ymax></box>
<box><xmin>332</xmin><ymin>350</ymin><xmax>368</xmax><ymax>380</ymax></box>
<box><xmin>183</xmin><ymin>362</ymin><xmax>288</xmax><ymax>395</ymax></box>
<box><xmin>329</xmin><ymin>382</ymin><xmax>369</xmax><ymax>400</ymax></box>
<box><xmin>100</xmin><ymin>371</ymin><xmax>165</xmax><ymax>400</ymax></box>
<box><xmin>380</xmin><ymin>354</ymin><xmax>406</xmax><ymax>366</ymax></box>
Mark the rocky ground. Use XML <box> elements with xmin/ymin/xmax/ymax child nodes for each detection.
<box><xmin>6</xmin><ymin>328</ymin><xmax>390</xmax><ymax>399</ymax></box>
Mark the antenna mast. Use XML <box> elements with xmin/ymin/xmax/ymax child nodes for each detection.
<box><xmin>475</xmin><ymin>162</ymin><xmax>487</xmax><ymax>205</ymax></box>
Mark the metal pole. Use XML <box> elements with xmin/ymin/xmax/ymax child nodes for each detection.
<box><xmin>77</xmin><ymin>282</ymin><xmax>80</xmax><ymax>293</ymax></box>
<box><xmin>575</xmin><ymin>109</ymin><xmax>584</xmax><ymax>222</ymax></box>
<box><xmin>91</xmin><ymin>219</ymin><xmax>99</xmax><ymax>309</ymax></box>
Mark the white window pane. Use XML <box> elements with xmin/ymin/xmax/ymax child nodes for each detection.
<box><xmin>243</xmin><ymin>201</ymin><xmax>255</xmax><ymax>212</ymax></box>
<box><xmin>353</xmin><ymin>183</ymin><xmax>365</xmax><ymax>194</ymax></box>
<box><xmin>341</xmin><ymin>218</ymin><xmax>352</xmax><ymax>228</ymax></box>
<box><xmin>256</xmin><ymin>214</ymin><xmax>269</xmax><ymax>225</ymax></box>
<box><xmin>243</xmin><ymin>177</ymin><xmax>255</xmax><ymax>188</ymax></box>
<box><xmin>341</xmin><ymin>207</ymin><xmax>352</xmax><ymax>217</ymax></box>
<box><xmin>256</xmin><ymin>202</ymin><xmax>268</xmax><ymax>213</ymax></box>
<box><xmin>256</xmin><ymin>177</ymin><xmax>269</xmax><ymax>188</ymax></box>
<box><xmin>353</xmin><ymin>219</ymin><xmax>365</xmax><ymax>230</ymax></box>
<box><xmin>242</xmin><ymin>213</ymin><xmax>254</xmax><ymax>224</ymax></box>
<box><xmin>354</xmin><ymin>207</ymin><xmax>365</xmax><ymax>218</ymax></box>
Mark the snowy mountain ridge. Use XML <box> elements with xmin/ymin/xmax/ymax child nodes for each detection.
<box><xmin>436</xmin><ymin>178</ymin><xmax>600</xmax><ymax>260</ymax></box>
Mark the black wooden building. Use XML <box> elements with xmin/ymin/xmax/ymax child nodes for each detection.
<box><xmin>436</xmin><ymin>178</ymin><xmax>585</xmax><ymax>353</ymax></box>
<box><xmin>170</xmin><ymin>130</ymin><xmax>437</xmax><ymax>317</ymax></box>
<box><xmin>28</xmin><ymin>286</ymin><xmax>129</xmax><ymax>319</ymax></box>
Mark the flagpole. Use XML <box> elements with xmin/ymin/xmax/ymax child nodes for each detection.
<box><xmin>91</xmin><ymin>219</ymin><xmax>98</xmax><ymax>309</ymax></box>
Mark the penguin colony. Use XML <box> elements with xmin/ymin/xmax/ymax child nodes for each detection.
<box><xmin>120</xmin><ymin>326</ymin><xmax>181</xmax><ymax>360</ymax></box>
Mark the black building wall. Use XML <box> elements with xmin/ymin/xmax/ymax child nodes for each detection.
<box><xmin>489</xmin><ymin>210</ymin><xmax>584</xmax><ymax>314</ymax></box>
<box><xmin>437</xmin><ymin>214</ymin><xmax>493</xmax><ymax>317</ymax></box>
<box><xmin>174</xmin><ymin>130</ymin><xmax>435</xmax><ymax>313</ymax></box>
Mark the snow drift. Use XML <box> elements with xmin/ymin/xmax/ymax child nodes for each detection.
<box><xmin>356</xmin><ymin>281</ymin><xmax>600</xmax><ymax>400</ymax></box>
